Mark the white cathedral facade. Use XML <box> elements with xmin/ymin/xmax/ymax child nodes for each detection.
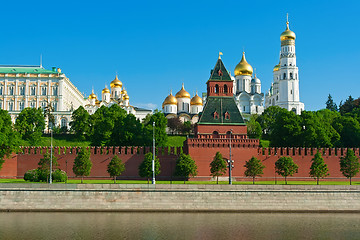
<box><xmin>265</xmin><ymin>18</ymin><xmax>305</xmax><ymax>114</ymax></box>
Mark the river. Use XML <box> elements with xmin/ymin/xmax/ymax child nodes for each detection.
<box><xmin>0</xmin><ymin>212</ymin><xmax>359</xmax><ymax>239</ymax></box>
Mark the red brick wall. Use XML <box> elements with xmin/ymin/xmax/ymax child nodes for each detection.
<box><xmin>1</xmin><ymin>145</ymin><xmax>359</xmax><ymax>181</ymax></box>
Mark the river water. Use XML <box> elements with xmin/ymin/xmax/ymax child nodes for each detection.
<box><xmin>0</xmin><ymin>212</ymin><xmax>359</xmax><ymax>240</ymax></box>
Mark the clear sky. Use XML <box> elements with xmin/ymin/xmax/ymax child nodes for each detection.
<box><xmin>1</xmin><ymin>0</ymin><xmax>359</xmax><ymax>111</ymax></box>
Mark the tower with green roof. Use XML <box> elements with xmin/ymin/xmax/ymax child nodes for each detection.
<box><xmin>194</xmin><ymin>54</ymin><xmax>248</xmax><ymax>139</ymax></box>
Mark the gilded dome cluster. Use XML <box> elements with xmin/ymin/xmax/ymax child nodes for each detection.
<box><xmin>163</xmin><ymin>84</ymin><xmax>203</xmax><ymax>107</ymax></box>
<box><xmin>234</xmin><ymin>52</ymin><xmax>253</xmax><ymax>76</ymax></box>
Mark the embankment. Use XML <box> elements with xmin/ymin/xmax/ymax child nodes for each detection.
<box><xmin>0</xmin><ymin>184</ymin><xmax>359</xmax><ymax>212</ymax></box>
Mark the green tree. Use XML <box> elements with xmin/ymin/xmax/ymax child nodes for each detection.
<box><xmin>326</xmin><ymin>94</ymin><xmax>338</xmax><ymax>112</ymax></box>
<box><xmin>300</xmin><ymin>111</ymin><xmax>333</xmax><ymax>147</ymax></box>
<box><xmin>244</xmin><ymin>156</ymin><xmax>265</xmax><ymax>184</ymax></box>
<box><xmin>0</xmin><ymin>109</ymin><xmax>20</xmax><ymax>170</ymax></box>
<box><xmin>257</xmin><ymin>106</ymin><xmax>288</xmax><ymax>140</ymax></box>
<box><xmin>72</xmin><ymin>148</ymin><xmax>92</xmax><ymax>183</ymax></box>
<box><xmin>70</xmin><ymin>106</ymin><xmax>91</xmax><ymax>140</ymax></box>
<box><xmin>309</xmin><ymin>151</ymin><xmax>329</xmax><ymax>185</ymax></box>
<box><xmin>339</xmin><ymin>149</ymin><xmax>360</xmax><ymax>185</ymax></box>
<box><xmin>175</xmin><ymin>153</ymin><xmax>198</xmax><ymax>184</ymax></box>
<box><xmin>15</xmin><ymin>107</ymin><xmax>45</xmax><ymax>145</ymax></box>
<box><xmin>275</xmin><ymin>156</ymin><xmax>298</xmax><ymax>184</ymax></box>
<box><xmin>209</xmin><ymin>152</ymin><xmax>227</xmax><ymax>184</ymax></box>
<box><xmin>138</xmin><ymin>152</ymin><xmax>160</xmax><ymax>183</ymax></box>
<box><xmin>143</xmin><ymin>110</ymin><xmax>168</xmax><ymax>147</ymax></box>
<box><xmin>107</xmin><ymin>155</ymin><xmax>125</xmax><ymax>183</ymax></box>
<box><xmin>167</xmin><ymin>117</ymin><xmax>182</xmax><ymax>134</ymax></box>
<box><xmin>270</xmin><ymin>110</ymin><xmax>302</xmax><ymax>147</ymax></box>
<box><xmin>112</xmin><ymin>114</ymin><xmax>144</xmax><ymax>146</ymax></box>
<box><xmin>339</xmin><ymin>95</ymin><xmax>355</xmax><ymax>115</ymax></box>
<box><xmin>181</xmin><ymin>121</ymin><xmax>193</xmax><ymax>135</ymax></box>
<box><xmin>247</xmin><ymin>115</ymin><xmax>262</xmax><ymax>139</ymax></box>
<box><xmin>333</xmin><ymin>116</ymin><xmax>360</xmax><ymax>147</ymax></box>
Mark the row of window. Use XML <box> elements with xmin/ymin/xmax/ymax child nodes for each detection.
<box><xmin>282</xmin><ymin>46</ymin><xmax>294</xmax><ymax>52</ymax></box>
<box><xmin>0</xmin><ymin>86</ymin><xmax>58</xmax><ymax>96</ymax></box>
<box><xmin>0</xmin><ymin>101</ymin><xmax>57</xmax><ymax>111</ymax></box>
<box><xmin>214</xmin><ymin>84</ymin><xmax>229</xmax><ymax>94</ymax></box>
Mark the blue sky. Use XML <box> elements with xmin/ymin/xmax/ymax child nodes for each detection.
<box><xmin>1</xmin><ymin>0</ymin><xmax>359</xmax><ymax>111</ymax></box>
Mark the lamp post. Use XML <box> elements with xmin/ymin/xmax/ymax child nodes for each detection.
<box><xmin>228</xmin><ymin>129</ymin><xmax>234</xmax><ymax>185</ymax></box>
<box><xmin>49</xmin><ymin>128</ymin><xmax>53</xmax><ymax>184</ymax></box>
<box><xmin>152</xmin><ymin>121</ymin><xmax>156</xmax><ymax>185</ymax></box>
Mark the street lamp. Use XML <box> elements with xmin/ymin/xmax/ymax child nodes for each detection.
<box><xmin>152</xmin><ymin>121</ymin><xmax>156</xmax><ymax>185</ymax></box>
<box><xmin>228</xmin><ymin>129</ymin><xmax>234</xmax><ymax>185</ymax></box>
<box><xmin>49</xmin><ymin>128</ymin><xmax>53</xmax><ymax>184</ymax></box>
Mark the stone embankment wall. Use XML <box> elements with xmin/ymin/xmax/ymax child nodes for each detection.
<box><xmin>0</xmin><ymin>184</ymin><xmax>359</xmax><ymax>212</ymax></box>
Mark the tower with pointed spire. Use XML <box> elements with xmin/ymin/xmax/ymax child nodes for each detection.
<box><xmin>233</xmin><ymin>52</ymin><xmax>264</xmax><ymax>116</ymax></box>
<box><xmin>265</xmin><ymin>15</ymin><xmax>304</xmax><ymax>114</ymax></box>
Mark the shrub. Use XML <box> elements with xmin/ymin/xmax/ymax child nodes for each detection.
<box><xmin>24</xmin><ymin>169</ymin><xmax>39</xmax><ymax>182</ymax></box>
<box><xmin>52</xmin><ymin>169</ymin><xmax>68</xmax><ymax>182</ymax></box>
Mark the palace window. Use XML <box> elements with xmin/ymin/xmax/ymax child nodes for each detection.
<box><xmin>19</xmin><ymin>102</ymin><xmax>25</xmax><ymax>111</ymax></box>
<box><xmin>61</xmin><ymin>118</ymin><xmax>67</xmax><ymax>127</ymax></box>
<box><xmin>52</xmin><ymin>102</ymin><xmax>57</xmax><ymax>111</ymax></box>
<box><xmin>8</xmin><ymin>102</ymin><xmax>13</xmax><ymax>111</ymax></box>
<box><xmin>30</xmin><ymin>102</ymin><xmax>36</xmax><ymax>108</ymax></box>
<box><xmin>41</xmin><ymin>87</ymin><xmax>47</xmax><ymax>95</ymax></box>
<box><xmin>224</xmin><ymin>84</ymin><xmax>228</xmax><ymax>94</ymax></box>
<box><xmin>283</xmin><ymin>73</ymin><xmax>286</xmax><ymax>79</ymax></box>
<box><xmin>19</xmin><ymin>86</ymin><xmax>25</xmax><ymax>95</ymax></box>
<box><xmin>41</xmin><ymin>102</ymin><xmax>47</xmax><ymax>109</ymax></box>
<box><xmin>0</xmin><ymin>87</ymin><xmax>3</xmax><ymax>95</ymax></box>
<box><xmin>31</xmin><ymin>86</ymin><xmax>36</xmax><ymax>95</ymax></box>
<box><xmin>243</xmin><ymin>106</ymin><xmax>246</xmax><ymax>111</ymax></box>
<box><xmin>9</xmin><ymin>86</ymin><xmax>14</xmax><ymax>95</ymax></box>
<box><xmin>52</xmin><ymin>86</ymin><xmax>58</xmax><ymax>96</ymax></box>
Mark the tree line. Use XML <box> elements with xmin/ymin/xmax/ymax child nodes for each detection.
<box><xmin>210</xmin><ymin>149</ymin><xmax>360</xmax><ymax>185</ymax></box>
<box><xmin>247</xmin><ymin>95</ymin><xmax>360</xmax><ymax>148</ymax></box>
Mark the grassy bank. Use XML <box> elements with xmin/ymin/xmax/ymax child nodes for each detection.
<box><xmin>19</xmin><ymin>135</ymin><xmax>186</xmax><ymax>148</ymax></box>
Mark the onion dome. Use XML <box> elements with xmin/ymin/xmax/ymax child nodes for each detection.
<box><xmin>234</xmin><ymin>52</ymin><xmax>253</xmax><ymax>76</ymax></box>
<box><xmin>102</xmin><ymin>87</ymin><xmax>110</xmax><ymax>93</ymax></box>
<box><xmin>175</xmin><ymin>84</ymin><xmax>191</xmax><ymax>98</ymax></box>
<box><xmin>163</xmin><ymin>91</ymin><xmax>178</xmax><ymax>107</ymax></box>
<box><xmin>190</xmin><ymin>93</ymin><xmax>203</xmax><ymax>106</ymax></box>
<box><xmin>121</xmin><ymin>89</ymin><xmax>127</xmax><ymax>95</ymax></box>
<box><xmin>123</xmin><ymin>94</ymin><xmax>129</xmax><ymax>100</ymax></box>
<box><xmin>251</xmin><ymin>74</ymin><xmax>261</xmax><ymax>84</ymax></box>
<box><xmin>273</xmin><ymin>62</ymin><xmax>280</xmax><ymax>72</ymax></box>
<box><xmin>280</xmin><ymin>21</ymin><xmax>296</xmax><ymax>41</ymax></box>
<box><xmin>110</xmin><ymin>75</ymin><xmax>122</xmax><ymax>88</ymax></box>
<box><xmin>95</xmin><ymin>99</ymin><xmax>100</xmax><ymax>105</ymax></box>
<box><xmin>88</xmin><ymin>92</ymin><xmax>97</xmax><ymax>99</ymax></box>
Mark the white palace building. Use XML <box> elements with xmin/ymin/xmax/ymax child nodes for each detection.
<box><xmin>0</xmin><ymin>66</ymin><xmax>151</xmax><ymax>128</ymax></box>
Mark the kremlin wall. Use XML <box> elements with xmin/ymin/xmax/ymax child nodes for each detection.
<box><xmin>0</xmin><ymin>146</ymin><xmax>357</xmax><ymax>181</ymax></box>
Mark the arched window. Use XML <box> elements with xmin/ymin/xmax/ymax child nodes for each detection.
<box><xmin>269</xmin><ymin>99</ymin><xmax>271</xmax><ymax>104</ymax></box>
<box><xmin>61</xmin><ymin>118</ymin><xmax>67</xmax><ymax>127</ymax></box>
<box><xmin>276</xmin><ymin>96</ymin><xmax>278</xmax><ymax>101</ymax></box>
<box><xmin>283</xmin><ymin>73</ymin><xmax>286</xmax><ymax>79</ymax></box>
<box><xmin>291</xmin><ymin>108</ymin><xmax>297</xmax><ymax>114</ymax></box>
<box><xmin>212</xmin><ymin>131</ymin><xmax>219</xmax><ymax>139</ymax></box>
<box><xmin>215</xmin><ymin>84</ymin><xmax>219</xmax><ymax>94</ymax></box>
<box><xmin>290</xmin><ymin>73</ymin><xmax>293</xmax><ymax>79</ymax></box>
<box><xmin>224</xmin><ymin>84</ymin><xmax>228</xmax><ymax>93</ymax></box>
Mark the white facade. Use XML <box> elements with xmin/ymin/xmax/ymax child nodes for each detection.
<box><xmin>265</xmin><ymin>19</ymin><xmax>304</xmax><ymax>114</ymax></box>
<box><xmin>0</xmin><ymin>65</ymin><xmax>84</xmax><ymax>128</ymax></box>
<box><xmin>162</xmin><ymin>85</ymin><xmax>203</xmax><ymax>124</ymax></box>
<box><xmin>83</xmin><ymin>75</ymin><xmax>152</xmax><ymax>121</ymax></box>
<box><xmin>233</xmin><ymin>52</ymin><xmax>265</xmax><ymax>116</ymax></box>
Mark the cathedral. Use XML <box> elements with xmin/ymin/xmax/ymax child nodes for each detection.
<box><xmin>265</xmin><ymin>17</ymin><xmax>305</xmax><ymax>114</ymax></box>
<box><xmin>162</xmin><ymin>84</ymin><xmax>203</xmax><ymax>124</ymax></box>
<box><xmin>84</xmin><ymin>75</ymin><xmax>151</xmax><ymax>121</ymax></box>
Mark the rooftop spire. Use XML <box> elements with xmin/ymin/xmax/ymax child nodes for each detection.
<box><xmin>286</xmin><ymin>13</ymin><xmax>289</xmax><ymax>29</ymax></box>
<box><xmin>218</xmin><ymin>52</ymin><xmax>223</xmax><ymax>59</ymax></box>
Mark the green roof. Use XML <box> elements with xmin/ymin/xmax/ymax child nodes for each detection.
<box><xmin>198</xmin><ymin>96</ymin><xmax>245</xmax><ymax>125</ymax></box>
<box><xmin>0</xmin><ymin>65</ymin><xmax>58</xmax><ymax>74</ymax></box>
<box><xmin>207</xmin><ymin>58</ymin><xmax>232</xmax><ymax>82</ymax></box>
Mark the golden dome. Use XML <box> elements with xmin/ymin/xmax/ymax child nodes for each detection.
<box><xmin>110</xmin><ymin>75</ymin><xmax>122</xmax><ymax>88</ymax></box>
<box><xmin>163</xmin><ymin>92</ymin><xmax>178</xmax><ymax>106</ymax></box>
<box><xmin>88</xmin><ymin>92</ymin><xmax>97</xmax><ymax>99</ymax></box>
<box><xmin>273</xmin><ymin>62</ymin><xmax>280</xmax><ymax>72</ymax></box>
<box><xmin>123</xmin><ymin>94</ymin><xmax>129</xmax><ymax>100</ymax></box>
<box><xmin>280</xmin><ymin>22</ymin><xmax>296</xmax><ymax>41</ymax></box>
<box><xmin>234</xmin><ymin>52</ymin><xmax>253</xmax><ymax>76</ymax></box>
<box><xmin>102</xmin><ymin>87</ymin><xmax>110</xmax><ymax>93</ymax></box>
<box><xmin>175</xmin><ymin>84</ymin><xmax>191</xmax><ymax>98</ymax></box>
<box><xmin>190</xmin><ymin>93</ymin><xmax>203</xmax><ymax>106</ymax></box>
<box><xmin>121</xmin><ymin>89</ymin><xmax>127</xmax><ymax>95</ymax></box>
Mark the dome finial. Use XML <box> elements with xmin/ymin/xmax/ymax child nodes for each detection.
<box><xmin>254</xmin><ymin>68</ymin><xmax>257</xmax><ymax>78</ymax></box>
<box><xmin>286</xmin><ymin>13</ymin><xmax>290</xmax><ymax>29</ymax></box>
<box><xmin>218</xmin><ymin>51</ymin><xmax>223</xmax><ymax>59</ymax></box>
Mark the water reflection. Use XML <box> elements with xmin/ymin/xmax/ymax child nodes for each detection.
<box><xmin>0</xmin><ymin>212</ymin><xmax>359</xmax><ymax>240</ymax></box>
